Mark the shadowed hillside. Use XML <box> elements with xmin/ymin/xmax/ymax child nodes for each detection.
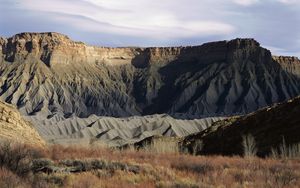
<box><xmin>184</xmin><ymin>96</ymin><xmax>300</xmax><ymax>156</ymax></box>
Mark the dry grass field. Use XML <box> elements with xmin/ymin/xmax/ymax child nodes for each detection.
<box><xmin>0</xmin><ymin>139</ymin><xmax>299</xmax><ymax>188</ymax></box>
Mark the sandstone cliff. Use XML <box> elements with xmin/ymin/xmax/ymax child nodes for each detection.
<box><xmin>0</xmin><ymin>32</ymin><xmax>300</xmax><ymax>119</ymax></box>
<box><xmin>273</xmin><ymin>56</ymin><xmax>300</xmax><ymax>76</ymax></box>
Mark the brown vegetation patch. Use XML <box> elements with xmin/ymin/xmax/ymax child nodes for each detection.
<box><xmin>0</xmin><ymin>141</ymin><xmax>299</xmax><ymax>187</ymax></box>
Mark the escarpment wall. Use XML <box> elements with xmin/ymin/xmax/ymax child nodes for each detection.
<box><xmin>0</xmin><ymin>32</ymin><xmax>299</xmax><ymax>119</ymax></box>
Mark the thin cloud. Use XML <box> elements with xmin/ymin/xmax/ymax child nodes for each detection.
<box><xmin>278</xmin><ymin>0</ymin><xmax>300</xmax><ymax>4</ymax></box>
<box><xmin>15</xmin><ymin>0</ymin><xmax>235</xmax><ymax>39</ymax></box>
<box><xmin>232</xmin><ymin>0</ymin><xmax>260</xmax><ymax>6</ymax></box>
<box><xmin>0</xmin><ymin>0</ymin><xmax>299</xmax><ymax>57</ymax></box>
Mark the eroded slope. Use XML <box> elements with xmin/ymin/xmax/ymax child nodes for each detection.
<box><xmin>0</xmin><ymin>32</ymin><xmax>300</xmax><ymax>119</ymax></box>
<box><xmin>27</xmin><ymin>114</ymin><xmax>223</xmax><ymax>146</ymax></box>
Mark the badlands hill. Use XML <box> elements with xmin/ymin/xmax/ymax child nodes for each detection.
<box><xmin>28</xmin><ymin>114</ymin><xmax>223</xmax><ymax>146</ymax></box>
<box><xmin>184</xmin><ymin>96</ymin><xmax>300</xmax><ymax>156</ymax></box>
<box><xmin>0</xmin><ymin>100</ymin><xmax>45</xmax><ymax>146</ymax></box>
<box><xmin>0</xmin><ymin>32</ymin><xmax>300</xmax><ymax>145</ymax></box>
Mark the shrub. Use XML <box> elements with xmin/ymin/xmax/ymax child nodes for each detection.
<box><xmin>269</xmin><ymin>166</ymin><xmax>298</xmax><ymax>187</ymax></box>
<box><xmin>31</xmin><ymin>158</ymin><xmax>54</xmax><ymax>173</ymax></box>
<box><xmin>242</xmin><ymin>134</ymin><xmax>257</xmax><ymax>157</ymax></box>
<box><xmin>270</xmin><ymin>139</ymin><xmax>300</xmax><ymax>159</ymax></box>
<box><xmin>47</xmin><ymin>175</ymin><xmax>66</xmax><ymax>186</ymax></box>
<box><xmin>171</xmin><ymin>159</ymin><xmax>214</xmax><ymax>175</ymax></box>
<box><xmin>58</xmin><ymin>159</ymin><xmax>140</xmax><ymax>174</ymax></box>
<box><xmin>0</xmin><ymin>168</ymin><xmax>26</xmax><ymax>188</ymax></box>
<box><xmin>144</xmin><ymin>138</ymin><xmax>179</xmax><ymax>154</ymax></box>
<box><xmin>67</xmin><ymin>172</ymin><xmax>100</xmax><ymax>188</ymax></box>
<box><xmin>90</xmin><ymin>159</ymin><xmax>107</xmax><ymax>169</ymax></box>
<box><xmin>287</xmin><ymin>143</ymin><xmax>300</xmax><ymax>159</ymax></box>
<box><xmin>192</xmin><ymin>140</ymin><xmax>203</xmax><ymax>155</ymax></box>
<box><xmin>0</xmin><ymin>141</ymin><xmax>44</xmax><ymax>176</ymax></box>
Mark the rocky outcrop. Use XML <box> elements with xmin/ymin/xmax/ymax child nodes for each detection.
<box><xmin>0</xmin><ymin>101</ymin><xmax>45</xmax><ymax>146</ymax></box>
<box><xmin>1</xmin><ymin>32</ymin><xmax>138</xmax><ymax>66</ymax></box>
<box><xmin>0</xmin><ymin>32</ymin><xmax>300</xmax><ymax>119</ymax></box>
<box><xmin>273</xmin><ymin>56</ymin><xmax>300</xmax><ymax>76</ymax></box>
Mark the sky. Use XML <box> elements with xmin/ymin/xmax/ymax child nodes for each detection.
<box><xmin>0</xmin><ymin>0</ymin><xmax>299</xmax><ymax>57</ymax></box>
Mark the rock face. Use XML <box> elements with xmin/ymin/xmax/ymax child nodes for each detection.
<box><xmin>0</xmin><ymin>101</ymin><xmax>45</xmax><ymax>146</ymax></box>
<box><xmin>1</xmin><ymin>32</ymin><xmax>300</xmax><ymax>119</ymax></box>
<box><xmin>273</xmin><ymin>56</ymin><xmax>300</xmax><ymax>77</ymax></box>
<box><xmin>183</xmin><ymin>96</ymin><xmax>300</xmax><ymax>156</ymax></box>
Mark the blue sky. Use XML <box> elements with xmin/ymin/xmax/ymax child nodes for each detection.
<box><xmin>0</xmin><ymin>0</ymin><xmax>299</xmax><ymax>57</ymax></box>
